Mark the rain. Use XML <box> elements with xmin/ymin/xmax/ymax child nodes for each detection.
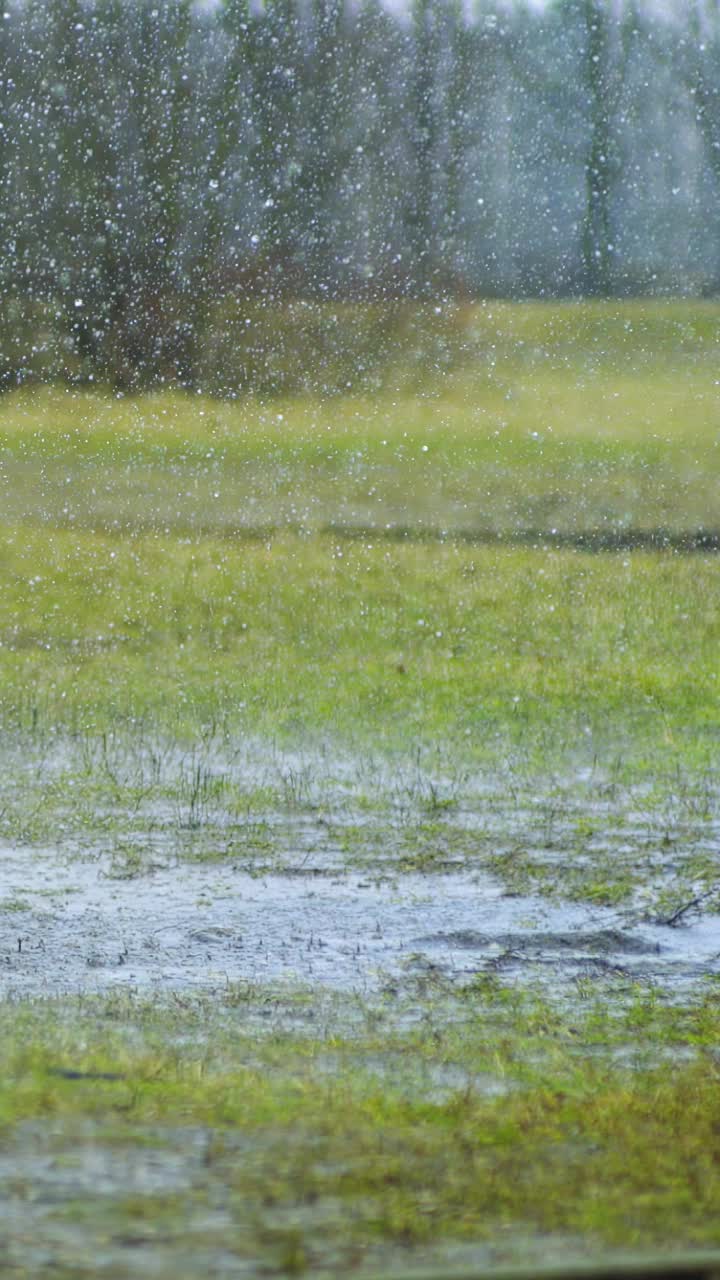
<box><xmin>1</xmin><ymin>1</ymin><xmax>720</xmax><ymax>1276</ymax></box>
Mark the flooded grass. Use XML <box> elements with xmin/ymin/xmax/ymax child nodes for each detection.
<box><xmin>1</xmin><ymin>730</ymin><xmax>719</xmax><ymax>923</ymax></box>
<box><xmin>1</xmin><ymin>303</ymin><xmax>720</xmax><ymax>1272</ymax></box>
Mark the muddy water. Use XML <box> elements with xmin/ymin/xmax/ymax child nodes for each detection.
<box><xmin>2</xmin><ymin>844</ymin><xmax>718</xmax><ymax>997</ymax></box>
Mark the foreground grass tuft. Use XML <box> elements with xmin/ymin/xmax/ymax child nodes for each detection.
<box><xmin>2</xmin><ymin>987</ymin><xmax>720</xmax><ymax>1273</ymax></box>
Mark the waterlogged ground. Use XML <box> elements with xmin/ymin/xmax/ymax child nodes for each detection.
<box><xmin>2</xmin><ymin>733</ymin><xmax>720</xmax><ymax>1274</ymax></box>
<box><xmin>2</xmin><ymin>738</ymin><xmax>720</xmax><ymax>1002</ymax></box>
<box><xmin>4</xmin><ymin>846</ymin><xmax>720</xmax><ymax>999</ymax></box>
<box><xmin>2</xmin><ymin>315</ymin><xmax>720</xmax><ymax>1275</ymax></box>
<box><xmin>4</xmin><ymin>934</ymin><xmax>720</xmax><ymax>1279</ymax></box>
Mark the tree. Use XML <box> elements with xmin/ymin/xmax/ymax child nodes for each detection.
<box><xmin>570</xmin><ymin>0</ymin><xmax>637</xmax><ymax>296</ymax></box>
<box><xmin>684</xmin><ymin>1</ymin><xmax>720</xmax><ymax>289</ymax></box>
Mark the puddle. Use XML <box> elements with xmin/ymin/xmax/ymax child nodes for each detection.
<box><xmin>2</xmin><ymin>843</ymin><xmax>719</xmax><ymax>998</ymax></box>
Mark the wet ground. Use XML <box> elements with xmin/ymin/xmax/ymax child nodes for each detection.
<box><xmin>2</xmin><ymin>765</ymin><xmax>719</xmax><ymax>1278</ymax></box>
<box><xmin>3</xmin><ymin>843</ymin><xmax>720</xmax><ymax>1000</ymax></box>
<box><xmin>3</xmin><ymin>841</ymin><xmax>720</xmax><ymax>1278</ymax></box>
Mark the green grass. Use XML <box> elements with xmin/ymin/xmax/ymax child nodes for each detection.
<box><xmin>1</xmin><ymin>528</ymin><xmax>718</xmax><ymax>757</ymax></box>
<box><xmin>2</xmin><ymin>984</ymin><xmax>720</xmax><ymax>1275</ymax></box>
<box><xmin>1</xmin><ymin>302</ymin><xmax>719</xmax><ymax>901</ymax></box>
<box><xmin>2</xmin><ymin>301</ymin><xmax>720</xmax><ymax>1273</ymax></box>
<box><xmin>2</xmin><ymin>300</ymin><xmax>720</xmax><ymax>536</ymax></box>
<box><xmin>1</xmin><ymin>525</ymin><xmax>718</xmax><ymax>914</ymax></box>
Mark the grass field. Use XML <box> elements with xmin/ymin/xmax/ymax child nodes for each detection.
<box><xmin>1</xmin><ymin>301</ymin><xmax>720</xmax><ymax>1276</ymax></box>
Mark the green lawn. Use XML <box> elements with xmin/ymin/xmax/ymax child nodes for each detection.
<box><xmin>2</xmin><ymin>300</ymin><xmax>720</xmax><ymax>537</ymax></box>
<box><xmin>3</xmin><ymin>985</ymin><xmax>720</xmax><ymax>1276</ymax></box>
<box><xmin>1</xmin><ymin>301</ymin><xmax>720</xmax><ymax>1275</ymax></box>
<box><xmin>1</xmin><ymin>526</ymin><xmax>717</xmax><ymax>758</ymax></box>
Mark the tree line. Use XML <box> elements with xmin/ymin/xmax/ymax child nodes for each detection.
<box><xmin>0</xmin><ymin>0</ymin><xmax>718</xmax><ymax>390</ymax></box>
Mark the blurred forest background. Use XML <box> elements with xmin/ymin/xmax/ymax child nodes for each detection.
<box><xmin>1</xmin><ymin>0</ymin><xmax>719</xmax><ymax>391</ymax></box>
